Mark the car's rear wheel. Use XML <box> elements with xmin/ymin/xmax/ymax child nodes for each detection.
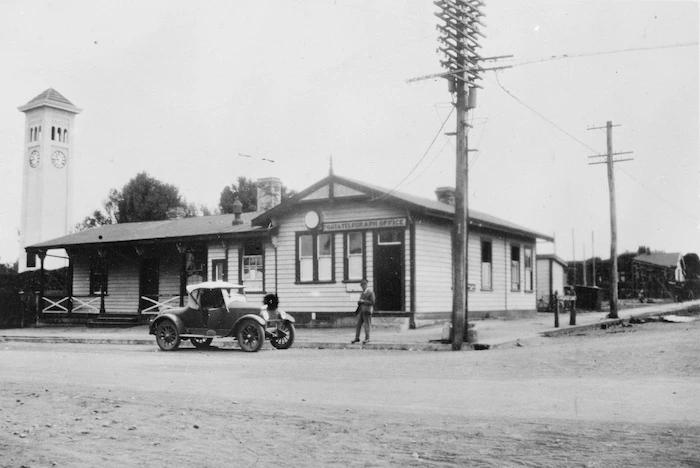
<box><xmin>190</xmin><ymin>337</ymin><xmax>213</xmax><ymax>349</ymax></box>
<box><xmin>237</xmin><ymin>319</ymin><xmax>265</xmax><ymax>352</ymax></box>
<box><xmin>155</xmin><ymin>320</ymin><xmax>180</xmax><ymax>351</ymax></box>
<box><xmin>270</xmin><ymin>321</ymin><xmax>295</xmax><ymax>350</ymax></box>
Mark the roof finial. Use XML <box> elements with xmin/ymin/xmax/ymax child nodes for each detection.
<box><xmin>329</xmin><ymin>154</ymin><xmax>334</xmax><ymax>176</ymax></box>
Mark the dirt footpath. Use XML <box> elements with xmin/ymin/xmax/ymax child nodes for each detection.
<box><xmin>1</xmin><ymin>320</ymin><xmax>699</xmax><ymax>467</ymax></box>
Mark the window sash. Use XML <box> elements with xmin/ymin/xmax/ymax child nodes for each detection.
<box><xmin>346</xmin><ymin>232</ymin><xmax>364</xmax><ymax>280</ymax></box>
<box><xmin>90</xmin><ymin>257</ymin><xmax>108</xmax><ymax>295</ymax></box>
<box><xmin>243</xmin><ymin>255</ymin><xmax>263</xmax><ymax>290</ymax></box>
<box><xmin>317</xmin><ymin>234</ymin><xmax>332</xmax><ymax>281</ymax></box>
<box><xmin>481</xmin><ymin>262</ymin><xmax>492</xmax><ymax>290</ymax></box>
<box><xmin>524</xmin><ymin>248</ymin><xmax>533</xmax><ymax>291</ymax></box>
<box><xmin>297</xmin><ymin>233</ymin><xmax>334</xmax><ymax>282</ymax></box>
<box><xmin>511</xmin><ymin>261</ymin><xmax>520</xmax><ymax>291</ymax></box>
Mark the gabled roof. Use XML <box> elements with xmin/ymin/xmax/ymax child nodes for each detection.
<box><xmin>28</xmin><ymin>212</ymin><xmax>265</xmax><ymax>251</ymax></box>
<box><xmin>18</xmin><ymin>88</ymin><xmax>82</xmax><ymax>114</ymax></box>
<box><xmin>633</xmin><ymin>252</ymin><xmax>681</xmax><ymax>268</ymax></box>
<box><xmin>537</xmin><ymin>254</ymin><xmax>568</xmax><ymax>268</ymax></box>
<box><xmin>253</xmin><ymin>174</ymin><xmax>554</xmax><ymax>241</ymax></box>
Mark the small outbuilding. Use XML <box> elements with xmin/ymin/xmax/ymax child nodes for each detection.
<box><xmin>28</xmin><ymin>173</ymin><xmax>553</xmax><ymax>327</ymax></box>
<box><xmin>536</xmin><ymin>254</ymin><xmax>568</xmax><ymax>311</ymax></box>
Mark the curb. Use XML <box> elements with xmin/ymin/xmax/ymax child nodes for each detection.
<box><xmin>0</xmin><ymin>335</ymin><xmax>453</xmax><ymax>351</ymax></box>
<box><xmin>541</xmin><ymin>305</ymin><xmax>700</xmax><ymax>338</ymax></box>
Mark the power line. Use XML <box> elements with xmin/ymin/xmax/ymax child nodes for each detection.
<box><xmin>617</xmin><ymin>166</ymin><xmax>697</xmax><ymax>220</ymax></box>
<box><xmin>494</xmin><ymin>72</ymin><xmax>600</xmax><ymax>153</ymax></box>
<box><xmin>493</xmin><ymin>72</ymin><xmax>697</xmax><ymax>222</ymax></box>
<box><xmin>512</xmin><ymin>41</ymin><xmax>698</xmax><ymax>68</ymax></box>
<box><xmin>375</xmin><ymin>103</ymin><xmax>455</xmax><ymax>201</ymax></box>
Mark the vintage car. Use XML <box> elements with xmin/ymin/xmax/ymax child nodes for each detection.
<box><xmin>149</xmin><ymin>281</ymin><xmax>295</xmax><ymax>352</ymax></box>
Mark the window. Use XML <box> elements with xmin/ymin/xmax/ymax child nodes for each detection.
<box><xmin>90</xmin><ymin>255</ymin><xmax>108</xmax><ymax>295</ymax></box>
<box><xmin>297</xmin><ymin>233</ymin><xmax>335</xmax><ymax>283</ymax></box>
<box><xmin>345</xmin><ymin>232</ymin><xmax>365</xmax><ymax>281</ymax></box>
<box><xmin>212</xmin><ymin>259</ymin><xmax>226</xmax><ymax>282</ymax></box>
<box><xmin>511</xmin><ymin>245</ymin><xmax>520</xmax><ymax>291</ymax></box>
<box><xmin>185</xmin><ymin>247</ymin><xmax>207</xmax><ymax>285</ymax></box>
<box><xmin>481</xmin><ymin>240</ymin><xmax>492</xmax><ymax>290</ymax></box>
<box><xmin>378</xmin><ymin>230</ymin><xmax>402</xmax><ymax>245</ymax></box>
<box><xmin>318</xmin><ymin>234</ymin><xmax>332</xmax><ymax>281</ymax></box>
<box><xmin>242</xmin><ymin>242</ymin><xmax>264</xmax><ymax>292</ymax></box>
<box><xmin>524</xmin><ymin>247</ymin><xmax>533</xmax><ymax>291</ymax></box>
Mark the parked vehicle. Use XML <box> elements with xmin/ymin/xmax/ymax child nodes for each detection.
<box><xmin>669</xmin><ymin>279</ymin><xmax>700</xmax><ymax>303</ymax></box>
<box><xmin>149</xmin><ymin>281</ymin><xmax>295</xmax><ymax>352</ymax></box>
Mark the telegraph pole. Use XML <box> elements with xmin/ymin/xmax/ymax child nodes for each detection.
<box><xmin>434</xmin><ymin>0</ymin><xmax>486</xmax><ymax>350</ymax></box>
<box><xmin>592</xmin><ymin>231</ymin><xmax>596</xmax><ymax>287</ymax></box>
<box><xmin>588</xmin><ymin>121</ymin><xmax>633</xmax><ymax>319</ymax></box>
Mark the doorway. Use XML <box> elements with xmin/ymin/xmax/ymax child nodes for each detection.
<box><xmin>139</xmin><ymin>258</ymin><xmax>160</xmax><ymax>312</ymax></box>
<box><xmin>374</xmin><ymin>230</ymin><xmax>404</xmax><ymax>311</ymax></box>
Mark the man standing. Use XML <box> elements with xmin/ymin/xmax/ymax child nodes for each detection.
<box><xmin>352</xmin><ymin>279</ymin><xmax>375</xmax><ymax>344</ymax></box>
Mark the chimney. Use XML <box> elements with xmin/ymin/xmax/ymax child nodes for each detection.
<box><xmin>231</xmin><ymin>198</ymin><xmax>243</xmax><ymax>225</ymax></box>
<box><xmin>257</xmin><ymin>177</ymin><xmax>282</xmax><ymax>212</ymax></box>
<box><xmin>435</xmin><ymin>186</ymin><xmax>455</xmax><ymax>205</ymax></box>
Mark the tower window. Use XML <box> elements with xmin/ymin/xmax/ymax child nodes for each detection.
<box><xmin>51</xmin><ymin>126</ymin><xmax>55</xmax><ymax>141</ymax></box>
<box><xmin>63</xmin><ymin>129</ymin><xmax>68</xmax><ymax>143</ymax></box>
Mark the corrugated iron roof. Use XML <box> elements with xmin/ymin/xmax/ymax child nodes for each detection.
<box><xmin>28</xmin><ymin>212</ymin><xmax>264</xmax><ymax>250</ymax></box>
<box><xmin>28</xmin><ymin>173</ymin><xmax>554</xmax><ymax>252</ymax></box>
<box><xmin>633</xmin><ymin>252</ymin><xmax>681</xmax><ymax>268</ymax></box>
<box><xmin>253</xmin><ymin>174</ymin><xmax>554</xmax><ymax>242</ymax></box>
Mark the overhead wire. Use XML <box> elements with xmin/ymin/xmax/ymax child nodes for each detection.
<box><xmin>374</xmin><ymin>102</ymin><xmax>455</xmax><ymax>201</ymax></box>
<box><xmin>492</xmin><ymin>71</ymin><xmax>697</xmax><ymax>222</ymax></box>
<box><xmin>511</xmin><ymin>41</ymin><xmax>699</xmax><ymax>68</ymax></box>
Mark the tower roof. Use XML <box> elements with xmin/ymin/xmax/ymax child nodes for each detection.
<box><xmin>18</xmin><ymin>88</ymin><xmax>81</xmax><ymax>114</ymax></box>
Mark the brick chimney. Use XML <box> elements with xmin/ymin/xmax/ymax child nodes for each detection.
<box><xmin>435</xmin><ymin>186</ymin><xmax>455</xmax><ymax>205</ymax></box>
<box><xmin>257</xmin><ymin>177</ymin><xmax>282</xmax><ymax>212</ymax></box>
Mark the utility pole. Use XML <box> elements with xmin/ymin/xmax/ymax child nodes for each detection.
<box><xmin>434</xmin><ymin>0</ymin><xmax>486</xmax><ymax>350</ymax></box>
<box><xmin>588</xmin><ymin>121</ymin><xmax>633</xmax><ymax>319</ymax></box>
<box><xmin>583</xmin><ymin>244</ymin><xmax>587</xmax><ymax>286</ymax></box>
<box><xmin>571</xmin><ymin>229</ymin><xmax>576</xmax><ymax>287</ymax></box>
<box><xmin>592</xmin><ymin>231</ymin><xmax>596</xmax><ymax>287</ymax></box>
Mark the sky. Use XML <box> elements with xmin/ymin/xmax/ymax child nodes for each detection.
<box><xmin>0</xmin><ymin>0</ymin><xmax>697</xmax><ymax>266</ymax></box>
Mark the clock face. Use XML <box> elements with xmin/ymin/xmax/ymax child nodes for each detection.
<box><xmin>304</xmin><ymin>210</ymin><xmax>320</xmax><ymax>230</ymax></box>
<box><xmin>51</xmin><ymin>150</ymin><xmax>67</xmax><ymax>169</ymax></box>
<box><xmin>29</xmin><ymin>150</ymin><xmax>40</xmax><ymax>168</ymax></box>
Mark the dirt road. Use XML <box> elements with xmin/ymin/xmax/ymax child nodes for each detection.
<box><xmin>1</xmin><ymin>320</ymin><xmax>699</xmax><ymax>467</ymax></box>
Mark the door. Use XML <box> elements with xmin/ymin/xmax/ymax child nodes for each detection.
<box><xmin>139</xmin><ymin>258</ymin><xmax>159</xmax><ymax>312</ymax></box>
<box><xmin>374</xmin><ymin>230</ymin><xmax>404</xmax><ymax>311</ymax></box>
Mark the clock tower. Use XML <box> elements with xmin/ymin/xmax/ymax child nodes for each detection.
<box><xmin>18</xmin><ymin>88</ymin><xmax>81</xmax><ymax>271</ymax></box>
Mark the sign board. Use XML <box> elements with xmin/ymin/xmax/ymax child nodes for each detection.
<box><xmin>322</xmin><ymin>217</ymin><xmax>407</xmax><ymax>232</ymax></box>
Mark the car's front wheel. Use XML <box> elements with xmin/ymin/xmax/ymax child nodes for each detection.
<box><xmin>270</xmin><ymin>321</ymin><xmax>295</xmax><ymax>350</ymax></box>
<box><xmin>237</xmin><ymin>319</ymin><xmax>265</xmax><ymax>352</ymax></box>
<box><xmin>155</xmin><ymin>320</ymin><xmax>181</xmax><ymax>351</ymax></box>
<box><xmin>190</xmin><ymin>337</ymin><xmax>213</xmax><ymax>349</ymax></box>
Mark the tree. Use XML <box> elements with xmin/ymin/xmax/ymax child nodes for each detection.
<box><xmin>76</xmin><ymin>173</ymin><xmax>191</xmax><ymax>229</ymax></box>
<box><xmin>219</xmin><ymin>177</ymin><xmax>258</xmax><ymax>213</ymax></box>
<box><xmin>682</xmin><ymin>253</ymin><xmax>700</xmax><ymax>280</ymax></box>
<box><xmin>219</xmin><ymin>177</ymin><xmax>297</xmax><ymax>213</ymax></box>
<box><xmin>74</xmin><ymin>189</ymin><xmax>121</xmax><ymax>232</ymax></box>
<box><xmin>117</xmin><ymin>172</ymin><xmax>187</xmax><ymax>223</ymax></box>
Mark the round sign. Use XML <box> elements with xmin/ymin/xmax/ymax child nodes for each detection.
<box><xmin>304</xmin><ymin>211</ymin><xmax>320</xmax><ymax>229</ymax></box>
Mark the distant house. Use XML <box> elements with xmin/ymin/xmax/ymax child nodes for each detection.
<box><xmin>632</xmin><ymin>251</ymin><xmax>684</xmax><ymax>298</ymax></box>
<box><xmin>27</xmin><ymin>173</ymin><xmax>553</xmax><ymax>327</ymax></box>
<box><xmin>535</xmin><ymin>254</ymin><xmax>568</xmax><ymax>310</ymax></box>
